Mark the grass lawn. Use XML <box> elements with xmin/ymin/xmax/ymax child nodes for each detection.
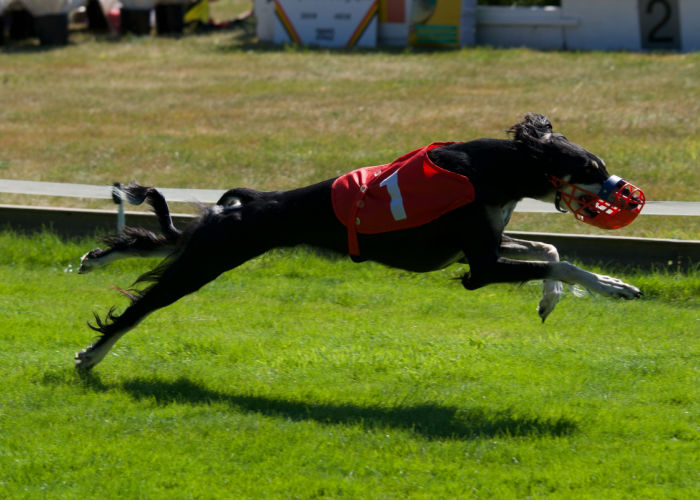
<box><xmin>0</xmin><ymin>13</ymin><xmax>698</xmax><ymax>239</ymax></box>
<box><xmin>0</xmin><ymin>5</ymin><xmax>699</xmax><ymax>497</ymax></box>
<box><xmin>0</xmin><ymin>232</ymin><xmax>698</xmax><ymax>498</ymax></box>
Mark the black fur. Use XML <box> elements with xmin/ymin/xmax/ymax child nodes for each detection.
<box><xmin>76</xmin><ymin>114</ymin><xmax>641</xmax><ymax>370</ymax></box>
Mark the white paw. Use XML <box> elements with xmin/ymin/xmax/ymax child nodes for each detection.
<box><xmin>75</xmin><ymin>345</ymin><xmax>107</xmax><ymax>371</ymax></box>
<box><xmin>78</xmin><ymin>250</ymin><xmax>100</xmax><ymax>274</ymax></box>
<box><xmin>590</xmin><ymin>274</ymin><xmax>643</xmax><ymax>299</ymax></box>
<box><xmin>537</xmin><ymin>279</ymin><xmax>563</xmax><ymax>322</ymax></box>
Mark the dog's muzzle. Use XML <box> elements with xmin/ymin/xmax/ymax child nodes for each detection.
<box><xmin>550</xmin><ymin>175</ymin><xmax>645</xmax><ymax>229</ymax></box>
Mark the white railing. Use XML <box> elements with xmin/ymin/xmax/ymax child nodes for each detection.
<box><xmin>1</xmin><ymin>179</ymin><xmax>698</xmax><ymax>216</ymax></box>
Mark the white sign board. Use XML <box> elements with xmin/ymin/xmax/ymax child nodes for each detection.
<box><xmin>273</xmin><ymin>0</ymin><xmax>378</xmax><ymax>48</ymax></box>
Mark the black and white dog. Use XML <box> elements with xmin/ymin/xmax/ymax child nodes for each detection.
<box><xmin>76</xmin><ymin>114</ymin><xmax>644</xmax><ymax>370</ymax></box>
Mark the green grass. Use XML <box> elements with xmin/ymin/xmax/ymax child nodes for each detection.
<box><xmin>0</xmin><ymin>11</ymin><xmax>699</xmax><ymax>497</ymax></box>
<box><xmin>0</xmin><ymin>20</ymin><xmax>698</xmax><ymax>239</ymax></box>
<box><xmin>0</xmin><ymin>231</ymin><xmax>698</xmax><ymax>498</ymax></box>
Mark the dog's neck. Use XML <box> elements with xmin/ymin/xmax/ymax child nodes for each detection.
<box><xmin>428</xmin><ymin>139</ymin><xmax>557</xmax><ymax>205</ymax></box>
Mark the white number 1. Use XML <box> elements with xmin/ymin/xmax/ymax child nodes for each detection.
<box><xmin>379</xmin><ymin>170</ymin><xmax>407</xmax><ymax>221</ymax></box>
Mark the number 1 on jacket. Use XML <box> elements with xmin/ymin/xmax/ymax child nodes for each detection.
<box><xmin>379</xmin><ymin>170</ymin><xmax>407</xmax><ymax>221</ymax></box>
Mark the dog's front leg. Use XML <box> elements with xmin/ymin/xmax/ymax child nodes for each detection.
<box><xmin>462</xmin><ymin>256</ymin><xmax>642</xmax><ymax>319</ymax></box>
<box><xmin>499</xmin><ymin>236</ymin><xmax>563</xmax><ymax>322</ymax></box>
<box><xmin>549</xmin><ymin>262</ymin><xmax>643</xmax><ymax>299</ymax></box>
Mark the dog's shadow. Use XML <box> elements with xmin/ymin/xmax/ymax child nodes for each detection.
<box><xmin>78</xmin><ymin>374</ymin><xmax>577</xmax><ymax>441</ymax></box>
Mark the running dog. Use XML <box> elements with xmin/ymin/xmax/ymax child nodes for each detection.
<box><xmin>75</xmin><ymin>114</ymin><xmax>645</xmax><ymax>370</ymax></box>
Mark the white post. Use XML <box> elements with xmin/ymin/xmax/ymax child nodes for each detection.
<box><xmin>112</xmin><ymin>183</ymin><xmax>125</xmax><ymax>234</ymax></box>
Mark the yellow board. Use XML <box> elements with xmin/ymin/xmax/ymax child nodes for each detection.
<box><xmin>409</xmin><ymin>0</ymin><xmax>460</xmax><ymax>48</ymax></box>
<box><xmin>185</xmin><ymin>0</ymin><xmax>210</xmax><ymax>24</ymax></box>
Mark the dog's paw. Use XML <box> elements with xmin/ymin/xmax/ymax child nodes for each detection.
<box><xmin>590</xmin><ymin>274</ymin><xmax>643</xmax><ymax>299</ymax></box>
<box><xmin>74</xmin><ymin>345</ymin><xmax>106</xmax><ymax>371</ymax></box>
<box><xmin>537</xmin><ymin>279</ymin><xmax>563</xmax><ymax>322</ymax></box>
<box><xmin>78</xmin><ymin>249</ymin><xmax>101</xmax><ymax>274</ymax></box>
<box><xmin>75</xmin><ymin>347</ymin><xmax>94</xmax><ymax>370</ymax></box>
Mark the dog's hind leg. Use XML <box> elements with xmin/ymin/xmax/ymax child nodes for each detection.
<box><xmin>78</xmin><ymin>227</ymin><xmax>178</xmax><ymax>273</ymax></box>
<box><xmin>499</xmin><ymin>236</ymin><xmax>563</xmax><ymax>322</ymax></box>
<box><xmin>79</xmin><ymin>183</ymin><xmax>182</xmax><ymax>273</ymax></box>
<box><xmin>76</xmin><ymin>250</ymin><xmax>221</xmax><ymax>370</ymax></box>
<box><xmin>76</xmin><ymin>208</ymin><xmax>267</xmax><ymax>371</ymax></box>
<box><xmin>76</xmin><ymin>242</ymin><xmax>229</xmax><ymax>370</ymax></box>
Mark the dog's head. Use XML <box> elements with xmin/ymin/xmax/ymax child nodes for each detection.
<box><xmin>510</xmin><ymin>113</ymin><xmax>645</xmax><ymax>229</ymax></box>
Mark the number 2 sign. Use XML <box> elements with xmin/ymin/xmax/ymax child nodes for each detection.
<box><xmin>638</xmin><ymin>0</ymin><xmax>681</xmax><ymax>50</ymax></box>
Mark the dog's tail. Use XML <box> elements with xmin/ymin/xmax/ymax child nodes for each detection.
<box><xmin>79</xmin><ymin>183</ymin><xmax>183</xmax><ymax>273</ymax></box>
<box><xmin>118</xmin><ymin>182</ymin><xmax>182</xmax><ymax>241</ymax></box>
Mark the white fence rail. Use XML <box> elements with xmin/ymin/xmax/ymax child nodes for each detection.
<box><xmin>1</xmin><ymin>179</ymin><xmax>698</xmax><ymax>270</ymax></box>
<box><xmin>1</xmin><ymin>179</ymin><xmax>698</xmax><ymax>216</ymax></box>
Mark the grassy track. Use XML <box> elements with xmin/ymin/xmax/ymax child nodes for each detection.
<box><xmin>0</xmin><ymin>5</ymin><xmax>699</xmax><ymax>497</ymax></box>
<box><xmin>0</xmin><ymin>15</ymin><xmax>698</xmax><ymax>239</ymax></box>
<box><xmin>0</xmin><ymin>232</ymin><xmax>698</xmax><ymax>498</ymax></box>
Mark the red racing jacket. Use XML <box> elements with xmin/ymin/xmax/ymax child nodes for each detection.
<box><xmin>331</xmin><ymin>143</ymin><xmax>476</xmax><ymax>256</ymax></box>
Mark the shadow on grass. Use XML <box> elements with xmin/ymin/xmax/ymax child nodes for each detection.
<box><xmin>79</xmin><ymin>373</ymin><xmax>578</xmax><ymax>441</ymax></box>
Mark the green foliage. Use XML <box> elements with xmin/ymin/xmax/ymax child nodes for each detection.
<box><xmin>0</xmin><ymin>232</ymin><xmax>698</xmax><ymax>498</ymax></box>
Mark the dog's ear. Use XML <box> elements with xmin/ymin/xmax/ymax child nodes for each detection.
<box><xmin>508</xmin><ymin>113</ymin><xmax>553</xmax><ymax>142</ymax></box>
<box><xmin>508</xmin><ymin>114</ymin><xmax>556</xmax><ymax>161</ymax></box>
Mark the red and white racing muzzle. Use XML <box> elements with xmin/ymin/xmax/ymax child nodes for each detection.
<box><xmin>550</xmin><ymin>175</ymin><xmax>645</xmax><ymax>229</ymax></box>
